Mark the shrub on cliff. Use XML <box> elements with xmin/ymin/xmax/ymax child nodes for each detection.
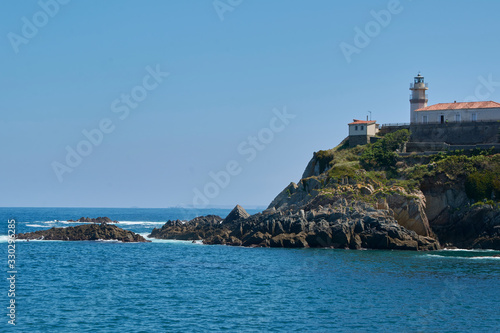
<box><xmin>314</xmin><ymin>150</ymin><xmax>335</xmax><ymax>174</ymax></box>
<box><xmin>360</xmin><ymin>129</ymin><xmax>410</xmax><ymax>170</ymax></box>
<box><xmin>465</xmin><ymin>169</ymin><xmax>500</xmax><ymax>201</ymax></box>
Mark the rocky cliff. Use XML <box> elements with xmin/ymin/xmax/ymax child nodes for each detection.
<box><xmin>265</xmin><ymin>133</ymin><xmax>500</xmax><ymax>249</ymax></box>
<box><xmin>150</xmin><ymin>131</ymin><xmax>500</xmax><ymax>250</ymax></box>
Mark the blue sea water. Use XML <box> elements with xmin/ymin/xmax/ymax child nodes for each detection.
<box><xmin>1</xmin><ymin>207</ymin><xmax>499</xmax><ymax>332</ymax></box>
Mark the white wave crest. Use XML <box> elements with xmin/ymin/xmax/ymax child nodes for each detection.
<box><xmin>425</xmin><ymin>254</ymin><xmax>500</xmax><ymax>260</ymax></box>
<box><xmin>115</xmin><ymin>221</ymin><xmax>166</xmax><ymax>226</ymax></box>
<box><xmin>0</xmin><ymin>235</ymin><xmax>12</xmax><ymax>243</ymax></box>
<box><xmin>139</xmin><ymin>233</ymin><xmax>202</xmax><ymax>244</ymax></box>
<box><xmin>442</xmin><ymin>248</ymin><xmax>498</xmax><ymax>252</ymax></box>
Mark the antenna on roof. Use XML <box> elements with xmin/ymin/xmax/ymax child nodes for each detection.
<box><xmin>368</xmin><ymin>110</ymin><xmax>372</xmax><ymax>121</ymax></box>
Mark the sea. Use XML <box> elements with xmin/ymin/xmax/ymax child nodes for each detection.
<box><xmin>0</xmin><ymin>207</ymin><xmax>499</xmax><ymax>333</ymax></box>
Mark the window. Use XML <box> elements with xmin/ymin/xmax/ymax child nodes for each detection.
<box><xmin>361</xmin><ymin>126</ymin><xmax>364</xmax><ymax>130</ymax></box>
<box><xmin>471</xmin><ymin>113</ymin><xmax>477</xmax><ymax>122</ymax></box>
<box><xmin>455</xmin><ymin>113</ymin><xmax>461</xmax><ymax>122</ymax></box>
<box><xmin>422</xmin><ymin>115</ymin><xmax>428</xmax><ymax>124</ymax></box>
<box><xmin>355</xmin><ymin>125</ymin><xmax>358</xmax><ymax>130</ymax></box>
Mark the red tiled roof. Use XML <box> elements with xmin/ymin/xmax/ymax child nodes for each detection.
<box><xmin>348</xmin><ymin>119</ymin><xmax>377</xmax><ymax>125</ymax></box>
<box><xmin>415</xmin><ymin>101</ymin><xmax>500</xmax><ymax>111</ymax></box>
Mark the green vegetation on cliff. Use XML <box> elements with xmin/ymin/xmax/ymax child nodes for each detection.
<box><xmin>307</xmin><ymin>130</ymin><xmax>500</xmax><ymax>203</ymax></box>
<box><xmin>360</xmin><ymin>129</ymin><xmax>410</xmax><ymax>170</ymax></box>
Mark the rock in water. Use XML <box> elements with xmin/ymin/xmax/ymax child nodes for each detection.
<box><xmin>223</xmin><ymin>205</ymin><xmax>250</xmax><ymax>224</ymax></box>
<box><xmin>67</xmin><ymin>216</ymin><xmax>119</xmax><ymax>223</ymax></box>
<box><xmin>17</xmin><ymin>224</ymin><xmax>149</xmax><ymax>242</ymax></box>
<box><xmin>149</xmin><ymin>216</ymin><xmax>223</xmax><ymax>240</ymax></box>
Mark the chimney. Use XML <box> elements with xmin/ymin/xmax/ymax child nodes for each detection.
<box><xmin>366</xmin><ymin>115</ymin><xmax>369</xmax><ymax>121</ymax></box>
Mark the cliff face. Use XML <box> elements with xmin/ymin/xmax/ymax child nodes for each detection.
<box><xmin>266</xmin><ymin>142</ymin><xmax>500</xmax><ymax>250</ymax></box>
<box><xmin>268</xmin><ymin>160</ymin><xmax>433</xmax><ymax>238</ymax></box>
<box><xmin>420</xmin><ymin>173</ymin><xmax>500</xmax><ymax>249</ymax></box>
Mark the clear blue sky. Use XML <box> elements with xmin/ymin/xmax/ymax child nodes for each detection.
<box><xmin>2</xmin><ymin>0</ymin><xmax>500</xmax><ymax>208</ymax></box>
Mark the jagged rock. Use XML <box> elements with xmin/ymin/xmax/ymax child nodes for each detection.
<box><xmin>149</xmin><ymin>215</ymin><xmax>223</xmax><ymax>240</ymax></box>
<box><xmin>242</xmin><ymin>231</ymin><xmax>270</xmax><ymax>247</ymax></box>
<box><xmin>17</xmin><ymin>224</ymin><xmax>149</xmax><ymax>242</ymax></box>
<box><xmin>331</xmin><ymin>224</ymin><xmax>351</xmax><ymax>248</ymax></box>
<box><xmin>431</xmin><ymin>205</ymin><xmax>500</xmax><ymax>250</ymax></box>
<box><xmin>386</xmin><ymin>190</ymin><xmax>433</xmax><ymax>237</ymax></box>
<box><xmin>267</xmin><ymin>178</ymin><xmax>322</xmax><ymax>211</ymax></box>
<box><xmin>148</xmin><ymin>199</ymin><xmax>440</xmax><ymax>250</ymax></box>
<box><xmin>421</xmin><ymin>174</ymin><xmax>469</xmax><ymax>222</ymax></box>
<box><xmin>267</xmin><ymin>182</ymin><xmax>299</xmax><ymax>210</ymax></box>
<box><xmin>270</xmin><ymin>233</ymin><xmax>308</xmax><ymax>248</ymax></box>
<box><xmin>223</xmin><ymin>205</ymin><xmax>250</xmax><ymax>224</ymax></box>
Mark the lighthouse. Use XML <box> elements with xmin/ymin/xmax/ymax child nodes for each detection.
<box><xmin>409</xmin><ymin>73</ymin><xmax>428</xmax><ymax>123</ymax></box>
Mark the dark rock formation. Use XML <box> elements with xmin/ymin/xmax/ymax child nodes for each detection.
<box><xmin>148</xmin><ymin>204</ymin><xmax>439</xmax><ymax>250</ymax></box>
<box><xmin>223</xmin><ymin>204</ymin><xmax>250</xmax><ymax>224</ymax></box>
<box><xmin>68</xmin><ymin>216</ymin><xmax>119</xmax><ymax>223</ymax></box>
<box><xmin>429</xmin><ymin>204</ymin><xmax>500</xmax><ymax>249</ymax></box>
<box><xmin>149</xmin><ymin>215</ymin><xmax>222</xmax><ymax>240</ymax></box>
<box><xmin>420</xmin><ymin>172</ymin><xmax>500</xmax><ymax>250</ymax></box>
<box><xmin>17</xmin><ymin>224</ymin><xmax>149</xmax><ymax>242</ymax></box>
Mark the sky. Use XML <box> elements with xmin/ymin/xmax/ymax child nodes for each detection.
<box><xmin>1</xmin><ymin>0</ymin><xmax>500</xmax><ymax>208</ymax></box>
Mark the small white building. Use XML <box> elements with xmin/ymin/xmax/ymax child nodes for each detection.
<box><xmin>348</xmin><ymin>119</ymin><xmax>379</xmax><ymax>147</ymax></box>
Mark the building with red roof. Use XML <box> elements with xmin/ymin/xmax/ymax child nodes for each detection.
<box><xmin>410</xmin><ymin>74</ymin><xmax>500</xmax><ymax>124</ymax></box>
<box><xmin>348</xmin><ymin>119</ymin><xmax>379</xmax><ymax>147</ymax></box>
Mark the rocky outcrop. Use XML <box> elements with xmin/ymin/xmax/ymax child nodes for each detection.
<box><xmin>68</xmin><ymin>216</ymin><xmax>118</xmax><ymax>223</ymax></box>
<box><xmin>420</xmin><ymin>172</ymin><xmax>500</xmax><ymax>249</ymax></box>
<box><xmin>149</xmin><ymin>215</ymin><xmax>222</xmax><ymax>240</ymax></box>
<box><xmin>431</xmin><ymin>204</ymin><xmax>500</xmax><ymax>249</ymax></box>
<box><xmin>223</xmin><ymin>205</ymin><xmax>250</xmax><ymax>223</ymax></box>
<box><xmin>149</xmin><ymin>203</ymin><xmax>440</xmax><ymax>251</ymax></box>
<box><xmin>17</xmin><ymin>224</ymin><xmax>149</xmax><ymax>242</ymax></box>
<box><xmin>269</xmin><ymin>180</ymin><xmax>434</xmax><ymax>238</ymax></box>
<box><xmin>267</xmin><ymin>177</ymin><xmax>323</xmax><ymax>211</ymax></box>
<box><xmin>420</xmin><ymin>173</ymin><xmax>469</xmax><ymax>223</ymax></box>
<box><xmin>384</xmin><ymin>189</ymin><xmax>433</xmax><ymax>237</ymax></box>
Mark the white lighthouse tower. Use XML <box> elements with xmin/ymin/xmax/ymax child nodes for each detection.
<box><xmin>409</xmin><ymin>73</ymin><xmax>428</xmax><ymax>123</ymax></box>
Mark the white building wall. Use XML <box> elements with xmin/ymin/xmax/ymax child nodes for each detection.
<box><xmin>415</xmin><ymin>108</ymin><xmax>500</xmax><ymax>124</ymax></box>
<box><xmin>366</xmin><ymin>124</ymin><xmax>377</xmax><ymax>136</ymax></box>
<box><xmin>349</xmin><ymin>123</ymin><xmax>376</xmax><ymax>136</ymax></box>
